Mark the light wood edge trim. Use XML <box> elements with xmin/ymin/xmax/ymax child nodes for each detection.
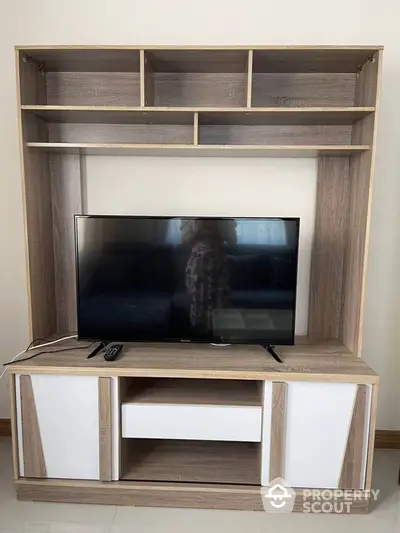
<box><xmin>269</xmin><ymin>382</ymin><xmax>286</xmax><ymax>481</ymax></box>
<box><xmin>356</xmin><ymin>50</ymin><xmax>383</xmax><ymax>357</ymax></box>
<box><xmin>246</xmin><ymin>50</ymin><xmax>253</xmax><ymax>108</ymax></box>
<box><xmin>98</xmin><ymin>377</ymin><xmax>112</xmax><ymax>482</ymax></box>
<box><xmin>14</xmin><ymin>45</ymin><xmax>384</xmax><ymax>51</ymax></box>
<box><xmin>364</xmin><ymin>384</ymin><xmax>378</xmax><ymax>489</ymax></box>
<box><xmin>140</xmin><ymin>50</ymin><xmax>145</xmax><ymax>108</ymax></box>
<box><xmin>20</xmin><ymin>375</ymin><xmax>46</xmax><ymax>477</ymax></box>
<box><xmin>20</xmin><ymin>105</ymin><xmax>376</xmax><ymax>113</ymax></box>
<box><xmin>25</xmin><ymin>143</ymin><xmax>371</xmax><ymax>151</ymax></box>
<box><xmin>193</xmin><ymin>112</ymin><xmax>199</xmax><ymax>145</ymax></box>
<box><xmin>338</xmin><ymin>385</ymin><xmax>367</xmax><ymax>488</ymax></box>
<box><xmin>6</xmin><ymin>366</ymin><xmax>379</xmax><ymax>384</ymax></box>
<box><xmin>9</xmin><ymin>373</ymin><xmax>20</xmax><ymax>480</ymax></box>
<box><xmin>15</xmin><ymin>50</ymin><xmax>33</xmax><ymax>341</ymax></box>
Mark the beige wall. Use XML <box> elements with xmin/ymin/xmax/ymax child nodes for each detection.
<box><xmin>0</xmin><ymin>0</ymin><xmax>399</xmax><ymax>429</ymax></box>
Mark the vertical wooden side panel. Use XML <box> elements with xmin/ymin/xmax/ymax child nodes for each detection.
<box><xmin>20</xmin><ymin>375</ymin><xmax>46</xmax><ymax>478</ymax></box>
<box><xmin>16</xmin><ymin>50</ymin><xmax>56</xmax><ymax>340</ymax></box>
<box><xmin>269</xmin><ymin>382</ymin><xmax>286</xmax><ymax>481</ymax></box>
<box><xmin>9</xmin><ymin>374</ymin><xmax>20</xmax><ymax>480</ymax></box>
<box><xmin>246</xmin><ymin>50</ymin><xmax>253</xmax><ymax>107</ymax></box>
<box><xmin>342</xmin><ymin>52</ymin><xmax>382</xmax><ymax>355</ymax></box>
<box><xmin>365</xmin><ymin>384</ymin><xmax>379</xmax><ymax>490</ymax></box>
<box><xmin>99</xmin><ymin>377</ymin><xmax>112</xmax><ymax>482</ymax></box>
<box><xmin>50</xmin><ymin>154</ymin><xmax>82</xmax><ymax>332</ymax></box>
<box><xmin>339</xmin><ymin>385</ymin><xmax>367</xmax><ymax>488</ymax></box>
<box><xmin>308</xmin><ymin>157</ymin><xmax>350</xmax><ymax>341</ymax></box>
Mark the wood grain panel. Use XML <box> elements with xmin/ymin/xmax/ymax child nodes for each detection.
<box><xmin>48</xmin><ymin>123</ymin><xmax>194</xmax><ymax>145</ymax></box>
<box><xmin>354</xmin><ymin>53</ymin><xmax>379</xmax><ymax>107</ymax></box>
<box><xmin>19</xmin><ymin>54</ymin><xmax>47</xmax><ymax>105</ymax></box>
<box><xmin>21</xmin><ymin>140</ymin><xmax>57</xmax><ymax>339</ymax></box>
<box><xmin>17</xmin><ymin>52</ymin><xmax>56</xmax><ymax>340</ymax></box>
<box><xmin>46</xmin><ymin>72</ymin><xmax>141</xmax><ymax>106</ymax></box>
<box><xmin>20</xmin><ymin>49</ymin><xmax>141</xmax><ymax>72</ymax></box>
<box><xmin>49</xmin><ymin>154</ymin><xmax>82</xmax><ymax>332</ymax></box>
<box><xmin>339</xmin><ymin>385</ymin><xmax>367</xmax><ymax>488</ymax></box>
<box><xmin>99</xmin><ymin>377</ymin><xmax>112</xmax><ymax>482</ymax></box>
<box><xmin>123</xmin><ymin>378</ymin><xmax>261</xmax><ymax>406</ymax></box>
<box><xmin>144</xmin><ymin>52</ymin><xmax>155</xmax><ymax>106</ymax></box>
<box><xmin>252</xmin><ymin>49</ymin><xmax>377</xmax><ymax>73</ymax></box>
<box><xmin>198</xmin><ymin>125</ymin><xmax>352</xmax><ymax>146</ymax></box>
<box><xmin>309</xmin><ymin>157</ymin><xmax>350</xmax><ymax>341</ymax></box>
<box><xmin>375</xmin><ymin>430</ymin><xmax>400</xmax><ymax>449</ymax></box>
<box><xmin>7</xmin><ymin>339</ymin><xmax>378</xmax><ymax>384</ymax></box>
<box><xmin>15</xmin><ymin>479</ymin><xmax>371</xmax><ymax>513</ymax></box>
<box><xmin>146</xmin><ymin>50</ymin><xmax>248</xmax><ymax>73</ymax></box>
<box><xmin>121</xmin><ymin>440</ymin><xmax>260</xmax><ymax>485</ymax></box>
<box><xmin>269</xmin><ymin>382</ymin><xmax>287</xmax><ymax>480</ymax></box>
<box><xmin>342</xmin><ymin>51</ymin><xmax>381</xmax><ymax>355</ymax></box>
<box><xmin>252</xmin><ymin>73</ymin><xmax>356</xmax><ymax>107</ymax></box>
<box><xmin>154</xmin><ymin>73</ymin><xmax>247</xmax><ymax>107</ymax></box>
<box><xmin>20</xmin><ymin>375</ymin><xmax>46</xmax><ymax>478</ymax></box>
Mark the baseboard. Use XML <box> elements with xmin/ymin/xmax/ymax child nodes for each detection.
<box><xmin>0</xmin><ymin>418</ymin><xmax>11</xmax><ymax>437</ymax></box>
<box><xmin>1</xmin><ymin>418</ymin><xmax>399</xmax><ymax>449</ymax></box>
<box><xmin>375</xmin><ymin>430</ymin><xmax>400</xmax><ymax>449</ymax></box>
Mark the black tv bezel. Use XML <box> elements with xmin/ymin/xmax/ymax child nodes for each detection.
<box><xmin>74</xmin><ymin>215</ymin><xmax>300</xmax><ymax>346</ymax></box>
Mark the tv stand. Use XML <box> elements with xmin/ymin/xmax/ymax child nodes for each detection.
<box><xmin>262</xmin><ymin>344</ymin><xmax>283</xmax><ymax>363</ymax></box>
<box><xmin>8</xmin><ymin>340</ymin><xmax>378</xmax><ymax>514</ymax></box>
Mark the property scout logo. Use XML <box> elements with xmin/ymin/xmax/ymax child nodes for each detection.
<box><xmin>261</xmin><ymin>478</ymin><xmax>380</xmax><ymax>514</ymax></box>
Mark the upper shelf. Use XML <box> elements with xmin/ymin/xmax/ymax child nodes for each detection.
<box><xmin>22</xmin><ymin>105</ymin><xmax>375</xmax><ymax>125</ymax></box>
<box><xmin>26</xmin><ymin>143</ymin><xmax>370</xmax><ymax>158</ymax></box>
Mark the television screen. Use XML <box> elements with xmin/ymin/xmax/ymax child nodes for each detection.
<box><xmin>75</xmin><ymin>216</ymin><xmax>299</xmax><ymax>345</ymax></box>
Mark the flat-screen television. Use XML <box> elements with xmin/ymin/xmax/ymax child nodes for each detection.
<box><xmin>75</xmin><ymin>216</ymin><xmax>300</xmax><ymax>345</ymax></box>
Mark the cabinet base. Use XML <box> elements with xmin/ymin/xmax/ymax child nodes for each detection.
<box><xmin>15</xmin><ymin>479</ymin><xmax>371</xmax><ymax>514</ymax></box>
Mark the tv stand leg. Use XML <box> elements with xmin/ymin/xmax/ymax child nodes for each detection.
<box><xmin>261</xmin><ymin>344</ymin><xmax>283</xmax><ymax>363</ymax></box>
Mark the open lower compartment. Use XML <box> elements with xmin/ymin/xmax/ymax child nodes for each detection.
<box><xmin>120</xmin><ymin>439</ymin><xmax>261</xmax><ymax>485</ymax></box>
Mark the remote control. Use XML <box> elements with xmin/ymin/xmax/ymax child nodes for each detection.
<box><xmin>104</xmin><ymin>344</ymin><xmax>123</xmax><ymax>361</ymax></box>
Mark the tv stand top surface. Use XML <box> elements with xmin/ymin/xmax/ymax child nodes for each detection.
<box><xmin>7</xmin><ymin>338</ymin><xmax>378</xmax><ymax>384</ymax></box>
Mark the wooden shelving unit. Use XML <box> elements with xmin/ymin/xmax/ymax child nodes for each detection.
<box><xmin>15</xmin><ymin>44</ymin><xmax>382</xmax><ymax>355</ymax></box>
<box><xmin>11</xmin><ymin>46</ymin><xmax>382</xmax><ymax>513</ymax></box>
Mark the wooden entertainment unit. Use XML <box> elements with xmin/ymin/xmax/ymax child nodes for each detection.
<box><xmin>10</xmin><ymin>45</ymin><xmax>382</xmax><ymax>513</ymax></box>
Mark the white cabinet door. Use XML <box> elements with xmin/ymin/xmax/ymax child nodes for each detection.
<box><xmin>261</xmin><ymin>381</ymin><xmax>370</xmax><ymax>489</ymax></box>
<box><xmin>16</xmin><ymin>374</ymin><xmax>100</xmax><ymax>480</ymax></box>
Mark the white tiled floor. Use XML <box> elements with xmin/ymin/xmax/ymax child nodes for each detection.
<box><xmin>0</xmin><ymin>437</ymin><xmax>399</xmax><ymax>532</ymax></box>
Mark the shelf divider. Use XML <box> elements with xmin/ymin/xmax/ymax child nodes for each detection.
<box><xmin>193</xmin><ymin>112</ymin><xmax>199</xmax><ymax>145</ymax></box>
<box><xmin>246</xmin><ymin>50</ymin><xmax>253</xmax><ymax>108</ymax></box>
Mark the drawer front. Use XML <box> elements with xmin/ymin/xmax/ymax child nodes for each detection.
<box><xmin>122</xmin><ymin>404</ymin><xmax>262</xmax><ymax>442</ymax></box>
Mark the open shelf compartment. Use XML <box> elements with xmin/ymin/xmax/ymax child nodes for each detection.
<box><xmin>143</xmin><ymin>50</ymin><xmax>251</xmax><ymax>107</ymax></box>
<box><xmin>121</xmin><ymin>439</ymin><xmax>261</xmax><ymax>485</ymax></box>
<box><xmin>19</xmin><ymin>49</ymin><xmax>141</xmax><ymax>107</ymax></box>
